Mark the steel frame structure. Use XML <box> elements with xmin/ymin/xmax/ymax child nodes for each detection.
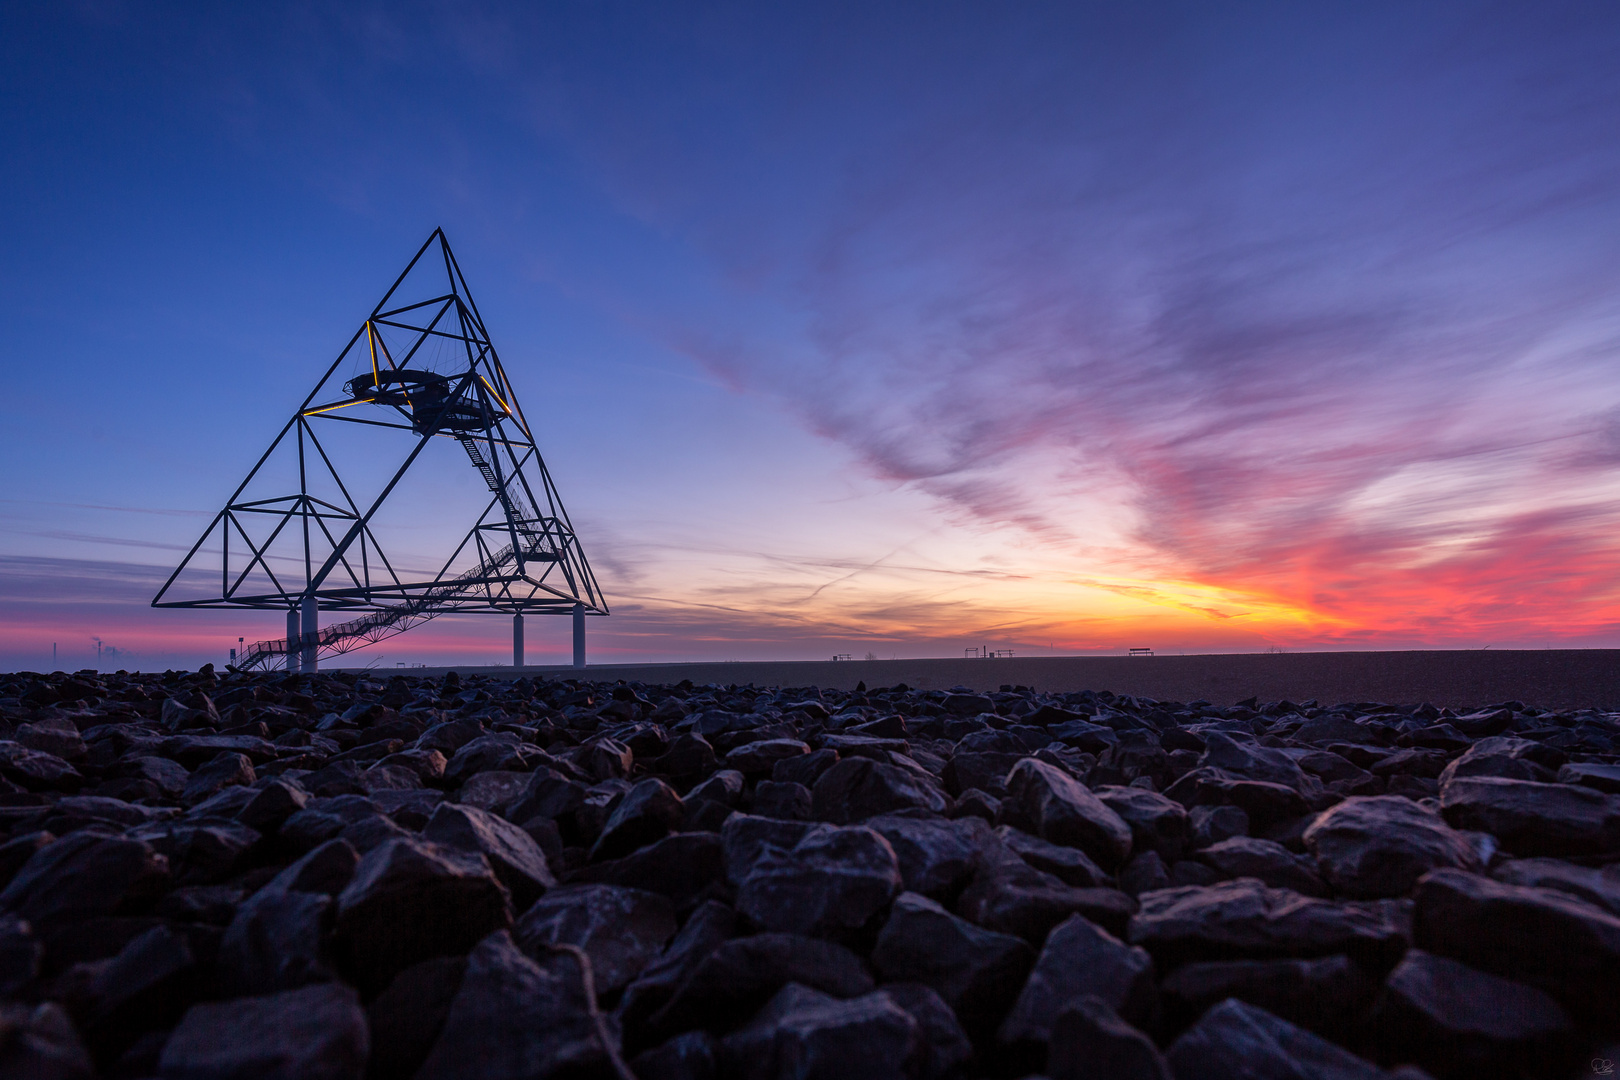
<box><xmin>153</xmin><ymin>230</ymin><xmax>607</xmax><ymax>670</ymax></box>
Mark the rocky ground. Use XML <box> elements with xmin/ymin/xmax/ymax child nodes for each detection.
<box><xmin>0</xmin><ymin>667</ymin><xmax>1618</xmax><ymax>1079</ymax></box>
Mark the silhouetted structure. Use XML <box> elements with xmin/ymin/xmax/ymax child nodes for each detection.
<box><xmin>153</xmin><ymin>230</ymin><xmax>607</xmax><ymax>670</ymax></box>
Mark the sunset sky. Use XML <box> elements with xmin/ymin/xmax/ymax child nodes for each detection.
<box><xmin>5</xmin><ymin>2</ymin><xmax>1620</xmax><ymax>671</ymax></box>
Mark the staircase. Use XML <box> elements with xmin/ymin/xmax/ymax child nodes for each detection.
<box><xmin>234</xmin><ymin>436</ymin><xmax>568</xmax><ymax>671</ymax></box>
<box><xmin>458</xmin><ymin>435</ymin><xmax>502</xmax><ymax>492</ymax></box>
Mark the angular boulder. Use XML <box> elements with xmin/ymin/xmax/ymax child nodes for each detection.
<box><xmin>1094</xmin><ymin>786</ymin><xmax>1191</xmax><ymax>863</ymax></box>
<box><xmin>1439</xmin><ymin>776</ymin><xmax>1620</xmax><ymax>857</ymax></box>
<box><xmin>590</xmin><ymin>777</ymin><xmax>685</xmax><ymax>861</ymax></box>
<box><xmin>1048</xmin><ymin>996</ymin><xmax>1171</xmax><ymax>1080</ymax></box>
<box><xmin>648</xmin><ymin>933</ymin><xmax>873</xmax><ymax>1036</ymax></box>
<box><xmin>722</xmin><ymin>814</ymin><xmax>902</xmax><ymax>938</ymax></box>
<box><xmin>1413</xmin><ymin>867</ymin><xmax>1620</xmax><ymax>1025</ymax></box>
<box><xmin>1303</xmin><ymin>795</ymin><xmax>1481</xmax><ymax>898</ymax></box>
<box><xmin>1128</xmin><ymin>878</ymin><xmax>1409</xmax><ymax>968</ymax></box>
<box><xmin>718</xmin><ymin>983</ymin><xmax>918</xmax><ymax>1080</ymax></box>
<box><xmin>997</xmin><ymin>758</ymin><xmax>1132</xmax><ymax>868</ymax></box>
<box><xmin>1159</xmin><ymin>954</ymin><xmax>1378</xmax><ymax>1038</ymax></box>
<box><xmin>414</xmin><ymin>931</ymin><xmax>620</xmax><ymax>1080</ymax></box>
<box><xmin>333</xmin><ymin>837</ymin><xmax>513</xmax><ymax>992</ymax></box>
<box><xmin>1165</xmin><ymin>998</ymin><xmax>1392</xmax><ymax>1080</ymax></box>
<box><xmin>811</xmin><ymin>757</ymin><xmax>949</xmax><ymax>824</ymax></box>
<box><xmin>1196</xmin><ymin>837</ymin><xmax>1328</xmax><ymax>897</ymax></box>
<box><xmin>999</xmin><ymin>912</ymin><xmax>1156</xmax><ymax>1044</ymax></box>
<box><xmin>0</xmin><ymin>831</ymin><xmax>169</xmax><ymax>929</ymax></box>
<box><xmin>513</xmin><ymin>883</ymin><xmax>675</xmax><ymax>996</ymax></box>
<box><xmin>1374</xmin><ymin>949</ymin><xmax>1573</xmax><ymax>1079</ymax></box>
<box><xmin>871</xmin><ymin>891</ymin><xmax>1034</xmax><ymax>1033</ymax></box>
<box><xmin>160</xmin><ymin>983</ymin><xmax>369</xmax><ymax>1080</ymax></box>
<box><xmin>422</xmin><ymin>801</ymin><xmax>556</xmax><ymax>910</ymax></box>
<box><xmin>866</xmin><ymin>814</ymin><xmax>990</xmax><ymax>900</ymax></box>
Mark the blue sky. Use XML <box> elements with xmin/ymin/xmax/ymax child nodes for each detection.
<box><xmin>5</xmin><ymin>2</ymin><xmax>1620</xmax><ymax>671</ymax></box>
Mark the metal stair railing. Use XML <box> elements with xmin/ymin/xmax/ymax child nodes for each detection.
<box><xmin>233</xmin><ymin>522</ymin><xmax>567</xmax><ymax>671</ymax></box>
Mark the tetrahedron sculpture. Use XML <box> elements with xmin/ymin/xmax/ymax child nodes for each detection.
<box><xmin>153</xmin><ymin>229</ymin><xmax>607</xmax><ymax>671</ymax></box>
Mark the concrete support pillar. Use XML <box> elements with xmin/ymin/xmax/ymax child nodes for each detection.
<box><xmin>572</xmin><ymin>603</ymin><xmax>586</xmax><ymax>669</ymax></box>
<box><xmin>301</xmin><ymin>596</ymin><xmax>319</xmax><ymax>674</ymax></box>
<box><xmin>285</xmin><ymin>608</ymin><xmax>301</xmax><ymax>674</ymax></box>
<box><xmin>513</xmin><ymin>613</ymin><xmax>524</xmax><ymax>669</ymax></box>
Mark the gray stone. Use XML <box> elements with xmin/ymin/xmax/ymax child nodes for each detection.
<box><xmin>687</xmin><ymin>769</ymin><xmax>745</xmax><ymax>807</ymax></box>
<box><xmin>1490</xmin><ymin>856</ymin><xmax>1620</xmax><ymax>917</ymax></box>
<box><xmin>181</xmin><ymin>751</ymin><xmax>256</xmax><ymax>806</ymax></box>
<box><xmin>881</xmin><ymin>983</ymin><xmax>974</xmax><ymax>1080</ymax></box>
<box><xmin>513</xmin><ymin>883</ymin><xmax>675</xmax><ymax>995</ymax></box>
<box><xmin>423</xmin><ymin>801</ymin><xmax>556</xmax><ymax>910</ymax></box>
<box><xmin>160</xmin><ymin>983</ymin><xmax>369</xmax><ymax>1080</ymax></box>
<box><xmin>0</xmin><ymin>831</ymin><xmax>169</xmax><ymax>929</ymax></box>
<box><xmin>1197</xmin><ymin>837</ymin><xmax>1329</xmax><ymax>897</ymax></box>
<box><xmin>997</xmin><ymin>758</ymin><xmax>1132</xmax><ymax>868</ymax></box>
<box><xmin>944</xmin><ymin>750</ymin><xmax>1026</xmax><ymax>798</ymax></box>
<box><xmin>872</xmin><ymin>891</ymin><xmax>1034</xmax><ymax>1033</ymax></box>
<box><xmin>1413</xmin><ymin>867</ymin><xmax>1620</xmax><ymax>1025</ymax></box>
<box><xmin>1439</xmin><ymin>776</ymin><xmax>1620</xmax><ymax>857</ymax></box>
<box><xmin>445</xmin><ymin>734</ymin><xmax>545</xmax><ymax>785</ymax></box>
<box><xmin>0</xmin><ymin>1002</ymin><xmax>91</xmax><ymax>1079</ymax></box>
<box><xmin>219</xmin><ymin>888</ymin><xmax>333</xmax><ymax>996</ymax></box>
<box><xmin>1094</xmin><ymin>786</ymin><xmax>1191</xmax><ymax>863</ymax></box>
<box><xmin>364</xmin><ymin>956</ymin><xmax>465</xmax><ymax>1080</ymax></box>
<box><xmin>629</xmin><ymin>1031</ymin><xmax>716</xmax><ymax>1080</ymax></box>
<box><xmin>124</xmin><ymin>818</ymin><xmax>261</xmax><ymax>885</ymax></box>
<box><xmin>1199</xmin><ymin>732</ymin><xmax>1319</xmax><ymax>792</ymax></box>
<box><xmin>811</xmin><ymin>757</ymin><xmax>949</xmax><ymax>823</ymax></box>
<box><xmin>956</xmin><ymin>854</ymin><xmax>1137</xmax><ymax>943</ymax></box>
<box><xmin>1304</xmin><ymin>795</ymin><xmax>1481</xmax><ymax>899</ymax></box>
<box><xmin>999</xmin><ymin>912</ymin><xmax>1155</xmax><ymax>1044</ymax></box>
<box><xmin>1375</xmin><ymin>949</ymin><xmax>1572</xmax><ymax>1080</ymax></box>
<box><xmin>726</xmin><ymin>739</ymin><xmax>811</xmax><ymax>775</ymax></box>
<box><xmin>1437</xmin><ymin>737</ymin><xmax>1556</xmax><ymax>786</ymax></box>
<box><xmin>236</xmin><ymin>778</ymin><xmax>310</xmax><ymax>832</ymax></box>
<box><xmin>620</xmin><ymin>899</ymin><xmax>737</xmax><ymax>1044</ymax></box>
<box><xmin>1160</xmin><ymin>954</ymin><xmax>1378</xmax><ymax>1038</ymax></box>
<box><xmin>263</xmin><ymin>838</ymin><xmax>359</xmax><ymax>896</ymax></box>
<box><xmin>751</xmin><ymin>780</ymin><xmax>812</xmax><ymax>820</ymax></box>
<box><xmin>1558</xmin><ymin>761</ymin><xmax>1620</xmax><ymax>794</ymax></box>
<box><xmin>1128</xmin><ymin>878</ymin><xmax>1409</xmax><ymax>968</ymax></box>
<box><xmin>1189</xmin><ymin>804</ymin><xmax>1249</xmax><ymax>848</ymax></box>
<box><xmin>867</xmin><ymin>814</ymin><xmax>990</xmax><ymax>899</ymax></box>
<box><xmin>718</xmin><ymin>983</ymin><xmax>918</xmax><ymax>1080</ymax></box>
<box><xmin>334</xmin><ymin>837</ymin><xmax>513</xmax><ymax>992</ymax></box>
<box><xmin>415</xmin><ymin>931</ymin><xmax>620</xmax><ymax>1080</ymax></box>
<box><xmin>75</xmin><ymin>924</ymin><xmax>196</xmax><ymax>1060</ymax></box>
<box><xmin>1048</xmin><ymin>996</ymin><xmax>1171</xmax><ymax>1080</ymax></box>
<box><xmin>591</xmin><ymin>777</ymin><xmax>685</xmax><ymax>861</ymax></box>
<box><xmin>648</xmin><ymin>932</ymin><xmax>873</xmax><ymax>1036</ymax></box>
<box><xmin>574</xmin><ymin>831</ymin><xmax>727</xmax><ymax>916</ymax></box>
<box><xmin>772</xmin><ymin>748</ymin><xmax>839</xmax><ymax>789</ymax></box>
<box><xmin>1166</xmin><ymin>998</ymin><xmax>1392</xmax><ymax>1080</ymax></box>
<box><xmin>1119</xmin><ymin>850</ymin><xmax>1171</xmax><ymax>896</ymax></box>
<box><xmin>453</xmin><ymin>769</ymin><xmax>533</xmax><ymax>811</ymax></box>
<box><xmin>996</xmin><ymin>824</ymin><xmax>1112</xmax><ymax>887</ymax></box>
<box><xmin>722</xmin><ymin>814</ymin><xmax>902</xmax><ymax>938</ymax></box>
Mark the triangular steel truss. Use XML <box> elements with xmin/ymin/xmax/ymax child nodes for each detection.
<box><xmin>153</xmin><ymin>229</ymin><xmax>607</xmax><ymax>669</ymax></box>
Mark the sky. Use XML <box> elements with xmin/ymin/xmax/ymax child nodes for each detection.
<box><xmin>4</xmin><ymin>1</ymin><xmax>1620</xmax><ymax>672</ymax></box>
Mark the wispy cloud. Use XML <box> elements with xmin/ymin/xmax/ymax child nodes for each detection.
<box><xmin>523</xmin><ymin>2</ymin><xmax>1620</xmax><ymax>645</ymax></box>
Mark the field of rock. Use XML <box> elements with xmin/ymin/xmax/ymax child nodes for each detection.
<box><xmin>1</xmin><ymin>665</ymin><xmax>1617</xmax><ymax>1079</ymax></box>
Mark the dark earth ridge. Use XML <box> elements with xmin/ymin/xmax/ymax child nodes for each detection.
<box><xmin>405</xmin><ymin>649</ymin><xmax>1620</xmax><ymax>711</ymax></box>
<box><xmin>0</xmin><ymin>663</ymin><xmax>1617</xmax><ymax>1078</ymax></box>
